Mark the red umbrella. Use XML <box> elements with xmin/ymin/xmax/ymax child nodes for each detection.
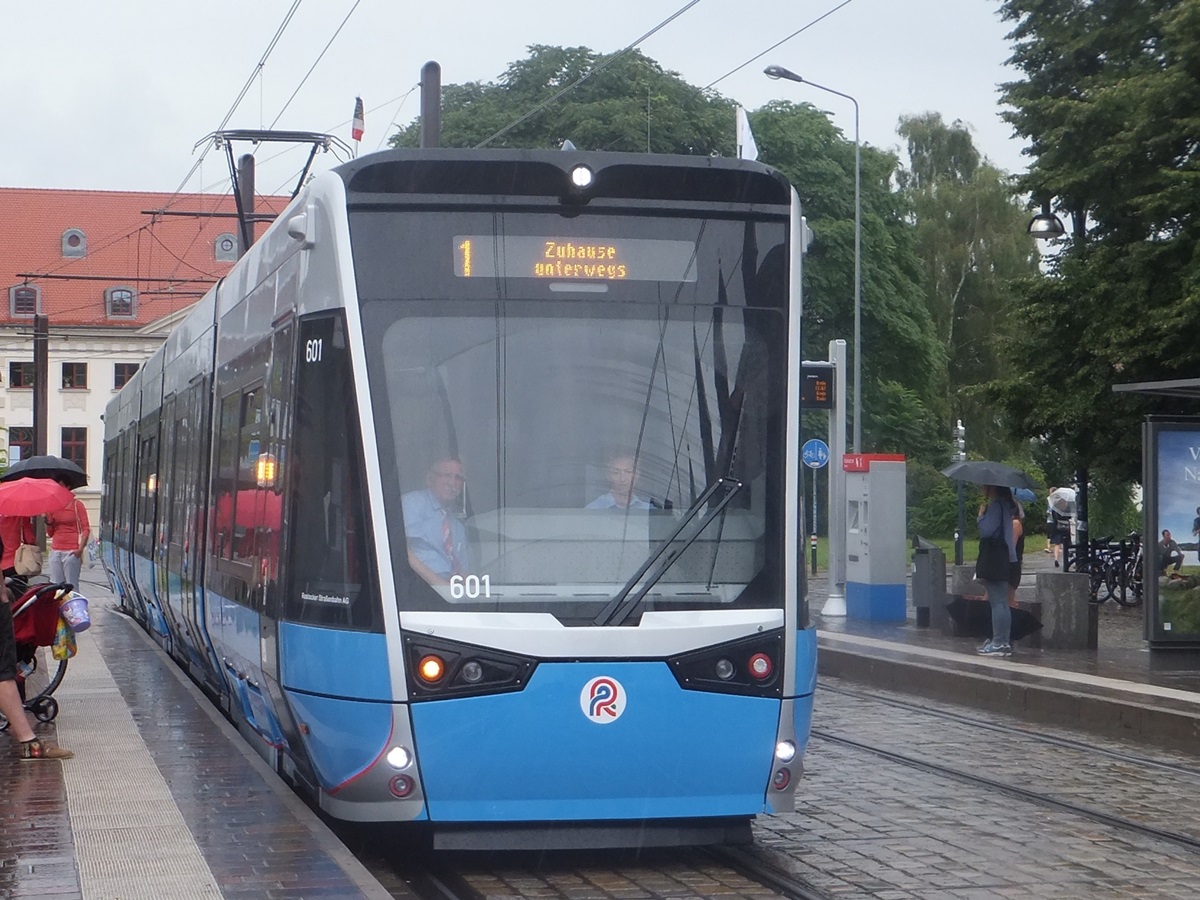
<box><xmin>0</xmin><ymin>478</ymin><xmax>76</xmax><ymax>517</ymax></box>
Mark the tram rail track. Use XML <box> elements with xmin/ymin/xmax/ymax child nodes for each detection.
<box><xmin>821</xmin><ymin>682</ymin><xmax>1200</xmax><ymax>776</ymax></box>
<box><xmin>812</xmin><ymin>725</ymin><xmax>1200</xmax><ymax>854</ymax></box>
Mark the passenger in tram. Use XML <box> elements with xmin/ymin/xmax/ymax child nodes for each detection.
<box><xmin>586</xmin><ymin>453</ymin><xmax>652</xmax><ymax>511</ymax></box>
<box><xmin>44</xmin><ymin>478</ymin><xmax>90</xmax><ymax>590</ymax></box>
<box><xmin>401</xmin><ymin>457</ymin><xmax>471</xmax><ymax>586</ymax></box>
<box><xmin>0</xmin><ymin>582</ymin><xmax>72</xmax><ymax>759</ymax></box>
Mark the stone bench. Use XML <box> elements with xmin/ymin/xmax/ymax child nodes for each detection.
<box><xmin>947</xmin><ymin>565</ymin><xmax>1096</xmax><ymax>650</ymax></box>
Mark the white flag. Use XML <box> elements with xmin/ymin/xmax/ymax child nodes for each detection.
<box><xmin>736</xmin><ymin>106</ymin><xmax>759</xmax><ymax>161</ymax></box>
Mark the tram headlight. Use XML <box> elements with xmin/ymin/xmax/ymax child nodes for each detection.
<box><xmin>418</xmin><ymin>654</ymin><xmax>446</xmax><ymax>683</ymax></box>
<box><xmin>714</xmin><ymin>658</ymin><xmax>736</xmax><ymax>680</ymax></box>
<box><xmin>775</xmin><ymin>740</ymin><xmax>796</xmax><ymax>763</ymax></box>
<box><xmin>569</xmin><ymin>165</ymin><xmax>594</xmax><ymax>188</ymax></box>
<box><xmin>461</xmin><ymin>660</ymin><xmax>484</xmax><ymax>684</ymax></box>
<box><xmin>385</xmin><ymin>746</ymin><xmax>413</xmax><ymax>770</ymax></box>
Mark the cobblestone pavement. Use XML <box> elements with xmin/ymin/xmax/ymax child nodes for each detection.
<box><xmin>753</xmin><ymin>675</ymin><xmax>1200</xmax><ymax>899</ymax></box>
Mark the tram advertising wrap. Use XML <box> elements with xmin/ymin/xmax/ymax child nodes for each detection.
<box><xmin>100</xmin><ymin>149</ymin><xmax>817</xmax><ymax>850</ymax></box>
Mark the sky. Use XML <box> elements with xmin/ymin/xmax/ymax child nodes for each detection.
<box><xmin>1</xmin><ymin>0</ymin><xmax>1024</xmax><ymax>197</ymax></box>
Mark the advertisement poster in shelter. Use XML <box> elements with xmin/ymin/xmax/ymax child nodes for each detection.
<box><xmin>1145</xmin><ymin>418</ymin><xmax>1200</xmax><ymax>647</ymax></box>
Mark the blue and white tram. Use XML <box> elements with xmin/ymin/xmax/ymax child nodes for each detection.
<box><xmin>101</xmin><ymin>149</ymin><xmax>817</xmax><ymax>849</ymax></box>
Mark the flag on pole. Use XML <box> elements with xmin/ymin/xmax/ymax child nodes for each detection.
<box><xmin>352</xmin><ymin>96</ymin><xmax>365</xmax><ymax>142</ymax></box>
<box><xmin>736</xmin><ymin>106</ymin><xmax>758</xmax><ymax>161</ymax></box>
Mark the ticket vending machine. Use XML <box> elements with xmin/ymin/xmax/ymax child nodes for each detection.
<box><xmin>844</xmin><ymin>454</ymin><xmax>907</xmax><ymax>622</ymax></box>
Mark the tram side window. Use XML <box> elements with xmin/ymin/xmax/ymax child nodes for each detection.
<box><xmin>285</xmin><ymin>314</ymin><xmax>378</xmax><ymax>631</ymax></box>
<box><xmin>135</xmin><ymin>432</ymin><xmax>157</xmax><ymax>540</ymax></box>
<box><xmin>212</xmin><ymin>393</ymin><xmax>241</xmax><ymax>559</ymax></box>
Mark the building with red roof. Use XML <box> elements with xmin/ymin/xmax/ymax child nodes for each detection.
<box><xmin>0</xmin><ymin>188</ymin><xmax>287</xmax><ymax>518</ymax></box>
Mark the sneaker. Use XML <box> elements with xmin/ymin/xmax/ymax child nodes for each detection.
<box><xmin>17</xmin><ymin>739</ymin><xmax>73</xmax><ymax>761</ymax></box>
<box><xmin>978</xmin><ymin>642</ymin><xmax>1012</xmax><ymax>658</ymax></box>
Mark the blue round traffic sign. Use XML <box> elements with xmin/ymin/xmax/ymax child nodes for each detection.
<box><xmin>802</xmin><ymin>438</ymin><xmax>830</xmax><ymax>469</ymax></box>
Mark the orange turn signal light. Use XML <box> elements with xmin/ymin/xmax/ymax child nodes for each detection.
<box><xmin>418</xmin><ymin>654</ymin><xmax>446</xmax><ymax>683</ymax></box>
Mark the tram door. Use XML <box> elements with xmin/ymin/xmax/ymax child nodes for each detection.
<box><xmin>257</xmin><ymin>321</ymin><xmax>295</xmax><ymax>741</ymax></box>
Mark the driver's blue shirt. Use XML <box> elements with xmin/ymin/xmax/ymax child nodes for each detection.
<box><xmin>586</xmin><ymin>492</ymin><xmax>652</xmax><ymax>510</ymax></box>
<box><xmin>401</xmin><ymin>488</ymin><xmax>470</xmax><ymax>578</ymax></box>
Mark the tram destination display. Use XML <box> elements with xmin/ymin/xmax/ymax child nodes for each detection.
<box><xmin>454</xmin><ymin>236</ymin><xmax>698</xmax><ymax>282</ymax></box>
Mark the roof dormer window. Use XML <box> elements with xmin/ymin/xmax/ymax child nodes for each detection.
<box><xmin>215</xmin><ymin>232</ymin><xmax>238</xmax><ymax>262</ymax></box>
<box><xmin>62</xmin><ymin>228</ymin><xmax>87</xmax><ymax>258</ymax></box>
<box><xmin>106</xmin><ymin>286</ymin><xmax>136</xmax><ymax>319</ymax></box>
<box><xmin>10</xmin><ymin>285</ymin><xmax>39</xmax><ymax>317</ymax></box>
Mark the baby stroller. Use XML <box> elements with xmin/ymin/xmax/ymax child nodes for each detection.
<box><xmin>0</xmin><ymin>580</ymin><xmax>81</xmax><ymax>728</ymax></box>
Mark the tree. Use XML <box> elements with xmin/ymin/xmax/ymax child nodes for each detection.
<box><xmin>750</xmin><ymin>102</ymin><xmax>944</xmax><ymax>460</ymax></box>
<box><xmin>391</xmin><ymin>45</ymin><xmax>736</xmax><ymax>154</ymax></box>
<box><xmin>896</xmin><ymin>113</ymin><xmax>1040</xmax><ymax>462</ymax></box>
<box><xmin>996</xmin><ymin>0</ymin><xmax>1200</xmax><ymax>483</ymax></box>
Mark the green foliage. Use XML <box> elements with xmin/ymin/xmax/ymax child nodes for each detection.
<box><xmin>896</xmin><ymin>112</ymin><xmax>1041</xmax><ymax>463</ymax></box>
<box><xmin>996</xmin><ymin>0</ymin><xmax>1200</xmax><ymax>483</ymax></box>
<box><xmin>390</xmin><ymin>46</ymin><xmax>736</xmax><ymax>154</ymax></box>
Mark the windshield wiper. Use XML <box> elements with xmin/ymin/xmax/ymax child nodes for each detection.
<box><xmin>593</xmin><ymin>476</ymin><xmax>743</xmax><ymax>627</ymax></box>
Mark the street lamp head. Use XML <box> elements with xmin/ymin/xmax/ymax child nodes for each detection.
<box><xmin>1027</xmin><ymin>202</ymin><xmax>1066</xmax><ymax>239</ymax></box>
<box><xmin>764</xmin><ymin>65</ymin><xmax>804</xmax><ymax>84</ymax></box>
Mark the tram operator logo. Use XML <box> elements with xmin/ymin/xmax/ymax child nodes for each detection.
<box><xmin>580</xmin><ymin>676</ymin><xmax>625</xmax><ymax>723</ymax></box>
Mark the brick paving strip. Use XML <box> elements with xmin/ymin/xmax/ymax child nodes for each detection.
<box><xmin>54</xmin><ymin>618</ymin><xmax>224</xmax><ymax>899</ymax></box>
<box><xmin>53</xmin><ymin>582</ymin><xmax>397</xmax><ymax>900</ymax></box>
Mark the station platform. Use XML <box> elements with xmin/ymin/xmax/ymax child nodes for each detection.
<box><xmin>812</xmin><ymin>548</ymin><xmax>1200</xmax><ymax>757</ymax></box>
<box><xmin>0</xmin><ymin>572</ymin><xmax>395</xmax><ymax>900</ymax></box>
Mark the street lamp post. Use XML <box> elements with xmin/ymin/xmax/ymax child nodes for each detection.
<box><xmin>765</xmin><ymin>64</ymin><xmax>862</xmax><ymax>451</ymax></box>
<box><xmin>1027</xmin><ymin>200</ymin><xmax>1089</xmax><ymax>567</ymax></box>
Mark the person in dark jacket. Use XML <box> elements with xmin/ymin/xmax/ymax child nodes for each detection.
<box><xmin>977</xmin><ymin>484</ymin><xmax>1018</xmax><ymax>657</ymax></box>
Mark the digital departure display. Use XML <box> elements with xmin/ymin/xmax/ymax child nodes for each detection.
<box><xmin>800</xmin><ymin>363</ymin><xmax>835</xmax><ymax>409</ymax></box>
<box><xmin>454</xmin><ymin>236</ymin><xmax>698</xmax><ymax>282</ymax></box>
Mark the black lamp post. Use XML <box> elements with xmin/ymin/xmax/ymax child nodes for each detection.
<box><xmin>1027</xmin><ymin>200</ymin><xmax>1089</xmax><ymax>568</ymax></box>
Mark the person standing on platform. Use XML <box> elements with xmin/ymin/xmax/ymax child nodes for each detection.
<box><xmin>976</xmin><ymin>484</ymin><xmax>1018</xmax><ymax>658</ymax></box>
<box><xmin>44</xmin><ymin>478</ymin><xmax>90</xmax><ymax>589</ymax></box>
<box><xmin>0</xmin><ymin>583</ymin><xmax>72</xmax><ymax>759</ymax></box>
<box><xmin>0</xmin><ymin>514</ymin><xmax>36</xmax><ymax>582</ymax></box>
<box><xmin>1008</xmin><ymin>498</ymin><xmax>1026</xmax><ymax>608</ymax></box>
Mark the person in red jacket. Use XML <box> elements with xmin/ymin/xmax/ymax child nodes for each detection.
<box><xmin>0</xmin><ymin>514</ymin><xmax>36</xmax><ymax>580</ymax></box>
<box><xmin>44</xmin><ymin>478</ymin><xmax>90</xmax><ymax>589</ymax></box>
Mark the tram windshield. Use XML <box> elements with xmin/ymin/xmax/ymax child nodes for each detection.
<box><xmin>354</xmin><ymin>211</ymin><xmax>788</xmax><ymax>621</ymax></box>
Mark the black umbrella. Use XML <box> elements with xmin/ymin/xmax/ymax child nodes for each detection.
<box><xmin>941</xmin><ymin>460</ymin><xmax>1038</xmax><ymax>491</ymax></box>
<box><xmin>945</xmin><ymin>595</ymin><xmax>1043</xmax><ymax>641</ymax></box>
<box><xmin>2</xmin><ymin>455</ymin><xmax>88</xmax><ymax>489</ymax></box>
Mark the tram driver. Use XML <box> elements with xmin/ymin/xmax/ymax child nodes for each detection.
<box><xmin>586</xmin><ymin>452</ymin><xmax>653</xmax><ymax>511</ymax></box>
<box><xmin>401</xmin><ymin>457</ymin><xmax>472</xmax><ymax>586</ymax></box>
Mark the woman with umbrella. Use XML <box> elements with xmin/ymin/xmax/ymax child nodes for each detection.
<box><xmin>976</xmin><ymin>484</ymin><xmax>1020</xmax><ymax>657</ymax></box>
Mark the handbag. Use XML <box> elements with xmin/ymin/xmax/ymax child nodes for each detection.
<box><xmin>975</xmin><ymin>534</ymin><xmax>1010</xmax><ymax>582</ymax></box>
<box><xmin>15</xmin><ymin>542</ymin><xmax>43</xmax><ymax>577</ymax></box>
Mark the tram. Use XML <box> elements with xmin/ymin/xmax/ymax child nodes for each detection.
<box><xmin>100</xmin><ymin>148</ymin><xmax>817</xmax><ymax>849</ymax></box>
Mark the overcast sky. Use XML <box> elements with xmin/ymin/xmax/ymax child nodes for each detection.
<box><xmin>2</xmin><ymin>0</ymin><xmax>1023</xmax><ymax>196</ymax></box>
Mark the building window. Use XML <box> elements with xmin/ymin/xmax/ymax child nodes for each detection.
<box><xmin>106</xmin><ymin>287</ymin><xmax>136</xmax><ymax>318</ymax></box>
<box><xmin>10</xmin><ymin>286</ymin><xmax>39</xmax><ymax>317</ymax></box>
<box><xmin>61</xmin><ymin>427</ymin><xmax>87</xmax><ymax>473</ymax></box>
<box><xmin>114</xmin><ymin>362</ymin><xmax>139</xmax><ymax>389</ymax></box>
<box><xmin>62</xmin><ymin>362</ymin><xmax>88</xmax><ymax>390</ymax></box>
<box><xmin>62</xmin><ymin>228</ymin><xmax>87</xmax><ymax>258</ymax></box>
<box><xmin>215</xmin><ymin>232</ymin><xmax>238</xmax><ymax>262</ymax></box>
<box><xmin>8</xmin><ymin>362</ymin><xmax>35</xmax><ymax>388</ymax></box>
<box><xmin>7</xmin><ymin>427</ymin><xmax>33</xmax><ymax>464</ymax></box>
